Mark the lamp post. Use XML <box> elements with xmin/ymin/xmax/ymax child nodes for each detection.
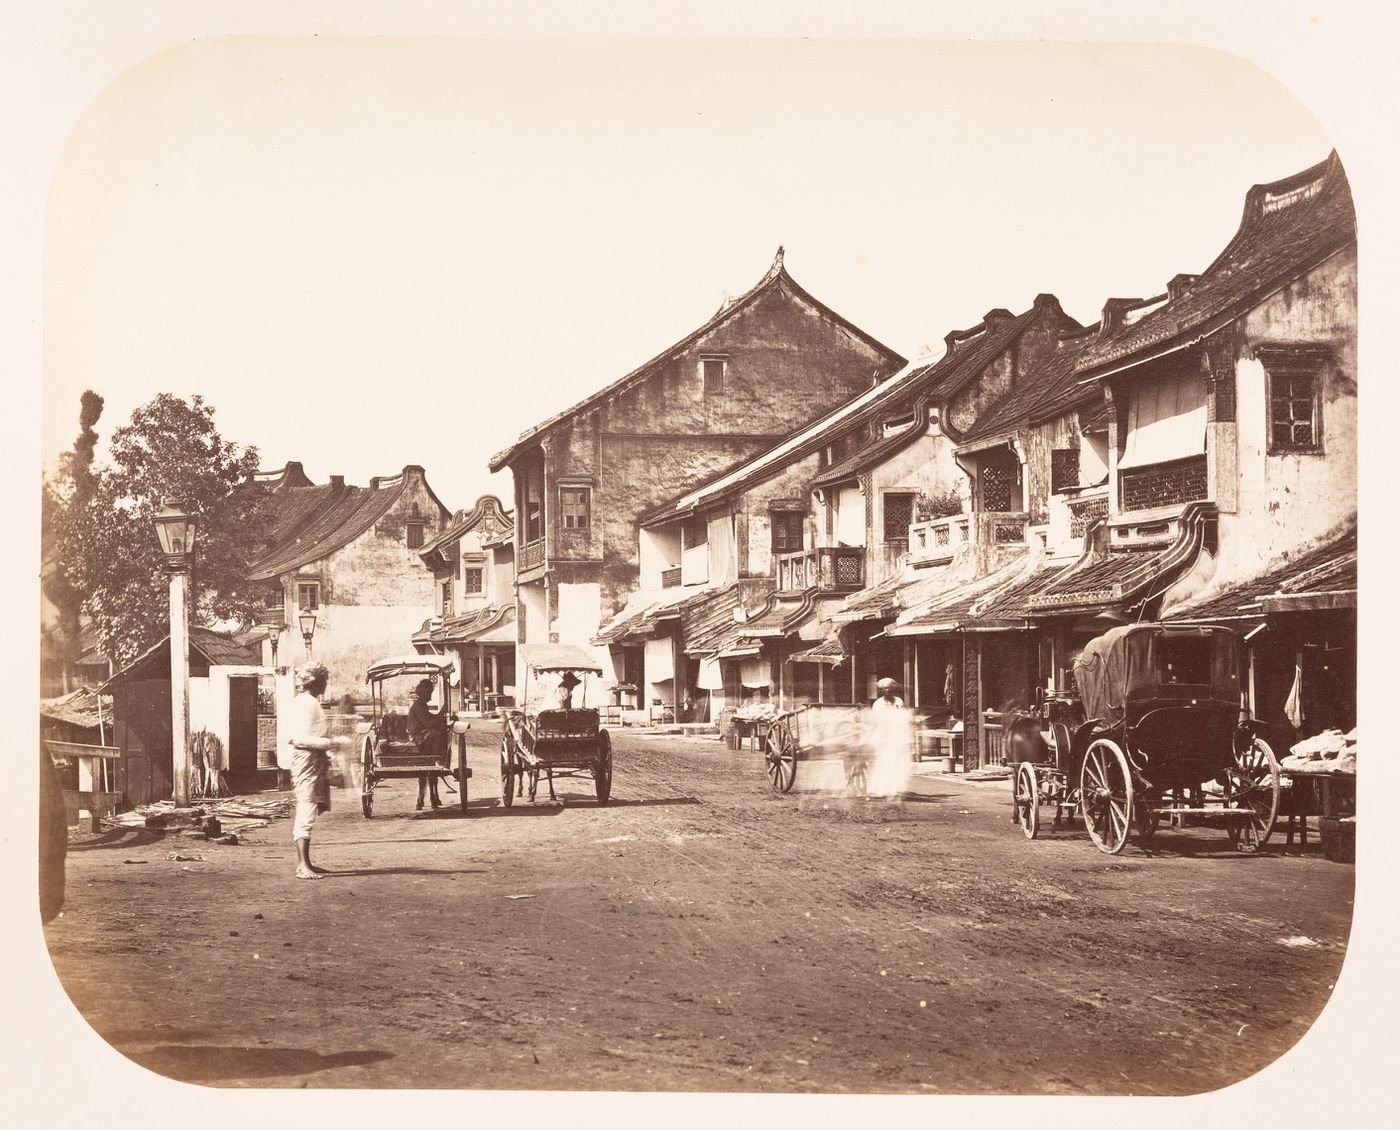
<box><xmin>299</xmin><ymin>608</ymin><xmax>317</xmax><ymax>663</ymax></box>
<box><xmin>154</xmin><ymin>502</ymin><xmax>197</xmax><ymax>806</ymax></box>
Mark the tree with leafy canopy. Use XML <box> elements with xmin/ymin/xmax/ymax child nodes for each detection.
<box><xmin>60</xmin><ymin>393</ymin><xmax>271</xmax><ymax>668</ymax></box>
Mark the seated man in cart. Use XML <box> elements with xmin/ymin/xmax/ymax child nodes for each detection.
<box><xmin>552</xmin><ymin>669</ymin><xmax>582</xmax><ymax>710</ymax></box>
<box><xmin>407</xmin><ymin>678</ymin><xmax>449</xmax><ymax>809</ymax></box>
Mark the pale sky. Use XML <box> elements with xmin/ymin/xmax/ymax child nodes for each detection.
<box><xmin>44</xmin><ymin>38</ymin><xmax>1332</xmax><ymax>511</ymax></box>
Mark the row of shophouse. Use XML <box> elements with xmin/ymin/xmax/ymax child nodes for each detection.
<box><xmin>485</xmin><ymin>151</ymin><xmax>1358</xmax><ymax>763</ymax></box>
<box><xmin>49</xmin><ymin>150</ymin><xmax>1357</xmax><ymax>806</ymax></box>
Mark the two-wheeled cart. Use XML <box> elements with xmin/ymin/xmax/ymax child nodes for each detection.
<box><xmin>500</xmin><ymin>644</ymin><xmax>613</xmax><ymax>806</ymax></box>
<box><xmin>356</xmin><ymin>655</ymin><xmax>471</xmax><ymax>817</ymax></box>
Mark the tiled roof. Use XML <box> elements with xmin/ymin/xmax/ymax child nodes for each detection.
<box><xmin>886</xmin><ymin>559</ymin><xmax>1032</xmax><ymax>635</ymax></box>
<box><xmin>102</xmin><ymin>627</ymin><xmax>263</xmax><ymax>688</ymax></box>
<box><xmin>679</xmin><ymin>585</ymin><xmax>745</xmax><ymax>655</ymax></box>
<box><xmin>787</xmin><ymin>636</ymin><xmax>847</xmax><ymax>666</ymax></box>
<box><xmin>412</xmin><ymin>605</ymin><xmax>515</xmax><ymax>646</ymax></box>
<box><xmin>1027</xmin><ymin>501</ymin><xmax>1217</xmax><ymax>615</ymax></box>
<box><xmin>1166</xmin><ymin>526</ymin><xmax>1356</xmax><ymax>622</ymax></box>
<box><xmin>641</xmin><ymin>294</ymin><xmax>1074</xmax><ymax>526</ymax></box>
<box><xmin>690</xmin><ymin>588</ymin><xmax>817</xmax><ymax>658</ymax></box>
<box><xmin>1077</xmin><ymin>152</ymin><xmax>1355</xmax><ymax>378</ymax></box>
<box><xmin>489</xmin><ymin>248</ymin><xmax>905</xmax><ymax>473</ymax></box>
<box><xmin>594</xmin><ymin>584</ymin><xmax>737</xmax><ymax>646</ymax></box>
<box><xmin>958</xmin><ymin>331</ymin><xmax>1097</xmax><ymax>444</ymax></box>
<box><xmin>831</xmin><ymin>569</ymin><xmax>909</xmax><ymax>622</ymax></box>
<box><xmin>809</xmin><ymin>415</ymin><xmax>928</xmax><ymax>489</ymax></box>
<box><xmin>249</xmin><ymin>467</ymin><xmax>444</xmax><ymax>581</ymax></box>
<box><xmin>40</xmin><ymin>687</ymin><xmax>113</xmax><ymax>729</ymax></box>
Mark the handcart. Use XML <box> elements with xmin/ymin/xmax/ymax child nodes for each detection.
<box><xmin>762</xmin><ymin>704</ymin><xmax>872</xmax><ymax>795</ymax></box>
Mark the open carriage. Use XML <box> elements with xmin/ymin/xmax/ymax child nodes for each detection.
<box><xmin>357</xmin><ymin>655</ymin><xmax>472</xmax><ymax>817</ymax></box>
<box><xmin>500</xmin><ymin>644</ymin><xmax>613</xmax><ymax>806</ymax></box>
<box><xmin>1011</xmin><ymin>623</ymin><xmax>1281</xmax><ymax>855</ymax></box>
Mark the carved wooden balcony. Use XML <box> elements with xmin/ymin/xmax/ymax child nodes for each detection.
<box><xmin>774</xmin><ymin>546</ymin><xmax>865</xmax><ymax>593</ymax></box>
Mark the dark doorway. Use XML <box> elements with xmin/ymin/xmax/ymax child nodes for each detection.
<box><xmin>227</xmin><ymin>677</ymin><xmax>260</xmax><ymax>781</ymax></box>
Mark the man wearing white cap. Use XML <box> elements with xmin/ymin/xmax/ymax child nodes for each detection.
<box><xmin>867</xmin><ymin>676</ymin><xmax>913</xmax><ymax>796</ymax></box>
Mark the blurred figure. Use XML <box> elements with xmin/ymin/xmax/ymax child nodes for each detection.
<box><xmin>867</xmin><ymin>676</ymin><xmax>914</xmax><ymax>796</ymax></box>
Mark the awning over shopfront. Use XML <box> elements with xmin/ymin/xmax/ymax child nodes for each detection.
<box><xmin>412</xmin><ymin>604</ymin><xmax>516</xmax><ymax>649</ymax></box>
<box><xmin>1026</xmin><ymin>501</ymin><xmax>1217</xmax><ymax>619</ymax></box>
<box><xmin>1165</xmin><ymin>526</ymin><xmax>1356</xmax><ymax>624</ymax></box>
<box><xmin>594</xmin><ymin>583</ymin><xmax>737</xmax><ymax>647</ymax></box>
<box><xmin>884</xmin><ymin>558</ymin><xmax>1032</xmax><ymax>636</ymax></box>
<box><xmin>1117</xmin><ymin>369</ymin><xmax>1208</xmax><ymax>470</ymax></box>
<box><xmin>787</xmin><ymin>637</ymin><xmax>847</xmax><ymax>666</ymax></box>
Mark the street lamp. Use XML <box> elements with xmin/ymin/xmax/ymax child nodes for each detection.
<box><xmin>299</xmin><ymin>608</ymin><xmax>317</xmax><ymax>662</ymax></box>
<box><xmin>154</xmin><ymin>502</ymin><xmax>197</xmax><ymax>806</ymax></box>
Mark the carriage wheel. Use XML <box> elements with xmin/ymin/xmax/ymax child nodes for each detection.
<box><xmin>1226</xmin><ymin>736</ymin><xmax>1282</xmax><ymax>852</ymax></box>
<box><xmin>765</xmin><ymin>719</ymin><xmax>797</xmax><ymax>793</ymax></box>
<box><xmin>594</xmin><ymin>731</ymin><xmax>613</xmax><ymax>805</ymax></box>
<box><xmin>1015</xmin><ymin>762</ymin><xmax>1040</xmax><ymax>839</ymax></box>
<box><xmin>500</xmin><ymin>736</ymin><xmax>516</xmax><ymax>809</ymax></box>
<box><xmin>360</xmin><ymin>736</ymin><xmax>376</xmax><ymax>818</ymax></box>
<box><xmin>1080</xmin><ymin>739</ymin><xmax>1134</xmax><ymax>855</ymax></box>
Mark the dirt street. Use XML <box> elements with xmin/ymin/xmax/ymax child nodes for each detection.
<box><xmin>44</xmin><ymin>725</ymin><xmax>1352</xmax><ymax>1095</ymax></box>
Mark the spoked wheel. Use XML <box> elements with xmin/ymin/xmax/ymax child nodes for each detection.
<box><xmin>1080</xmin><ymin>739</ymin><xmax>1134</xmax><ymax>855</ymax></box>
<box><xmin>500</xmin><ymin>735</ymin><xmax>516</xmax><ymax>809</ymax></box>
<box><xmin>594</xmin><ymin>731</ymin><xmax>613</xmax><ymax>804</ymax></box>
<box><xmin>1226</xmin><ymin>736</ymin><xmax>1282</xmax><ymax>852</ymax></box>
<box><xmin>844</xmin><ymin>755</ymin><xmax>869</xmax><ymax>798</ymax></box>
<box><xmin>361</xmin><ymin>736</ymin><xmax>376</xmax><ymax>818</ymax></box>
<box><xmin>1015</xmin><ymin>762</ymin><xmax>1040</xmax><ymax>839</ymax></box>
<box><xmin>765</xmin><ymin>719</ymin><xmax>797</xmax><ymax>793</ymax></box>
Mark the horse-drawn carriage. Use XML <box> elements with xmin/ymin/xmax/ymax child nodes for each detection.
<box><xmin>357</xmin><ymin>654</ymin><xmax>472</xmax><ymax>817</ymax></box>
<box><xmin>1011</xmin><ymin>623</ymin><xmax>1281</xmax><ymax>855</ymax></box>
<box><xmin>500</xmin><ymin>644</ymin><xmax>613</xmax><ymax>806</ymax></box>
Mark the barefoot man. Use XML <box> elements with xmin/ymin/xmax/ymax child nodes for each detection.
<box><xmin>287</xmin><ymin>664</ymin><xmax>335</xmax><ymax>879</ymax></box>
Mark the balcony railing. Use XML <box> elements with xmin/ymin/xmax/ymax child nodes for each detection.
<box><xmin>907</xmin><ymin>512</ymin><xmax>1027</xmax><ymax>564</ymax></box>
<box><xmin>660</xmin><ymin>566</ymin><xmax>682</xmax><ymax>588</ymax></box>
<box><xmin>774</xmin><ymin>546</ymin><xmax>865</xmax><ymax>592</ymax></box>
<box><xmin>519</xmin><ymin>537</ymin><xmax>546</xmax><ymax>573</ymax></box>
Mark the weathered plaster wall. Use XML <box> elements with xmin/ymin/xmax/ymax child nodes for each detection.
<box><xmin>535</xmin><ymin>280</ymin><xmax>904</xmax><ymax>623</ymax></box>
<box><xmin>866</xmin><ymin>429</ymin><xmax>961</xmax><ymax>582</ymax></box>
<box><xmin>736</xmin><ymin>455</ymin><xmax>821</xmax><ymax>579</ymax></box>
<box><xmin>1223</xmin><ymin>247</ymin><xmax>1357</xmax><ymax>577</ymax></box>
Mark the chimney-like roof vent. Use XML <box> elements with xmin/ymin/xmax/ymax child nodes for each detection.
<box><xmin>1166</xmin><ymin>273</ymin><xmax>1199</xmax><ymax>301</ymax></box>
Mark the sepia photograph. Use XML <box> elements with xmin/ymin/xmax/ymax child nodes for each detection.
<box><xmin>13</xmin><ymin>2</ymin><xmax>1393</xmax><ymax>1121</ymax></box>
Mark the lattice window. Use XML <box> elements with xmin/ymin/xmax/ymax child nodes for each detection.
<box><xmin>1260</xmin><ymin>346</ymin><xmax>1327</xmax><ymax>452</ymax></box>
<box><xmin>1120</xmin><ymin>456</ymin><xmax>1209</xmax><ymax>512</ymax></box>
<box><xmin>1068</xmin><ymin>496</ymin><xmax>1109</xmax><ymax>537</ymax></box>
<box><xmin>463</xmin><ymin>567</ymin><xmax>483</xmax><ymax>594</ymax></box>
<box><xmin>981</xmin><ymin>464</ymin><xmax>1014</xmax><ymax>513</ymax></box>
<box><xmin>1050</xmin><ymin>448</ymin><xmax>1079</xmax><ymax>494</ymax></box>
<box><xmin>882</xmin><ymin>492</ymin><xmax>914</xmax><ymax>542</ymax></box>
<box><xmin>833</xmin><ymin>553</ymin><xmax>863</xmax><ymax>587</ymax></box>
